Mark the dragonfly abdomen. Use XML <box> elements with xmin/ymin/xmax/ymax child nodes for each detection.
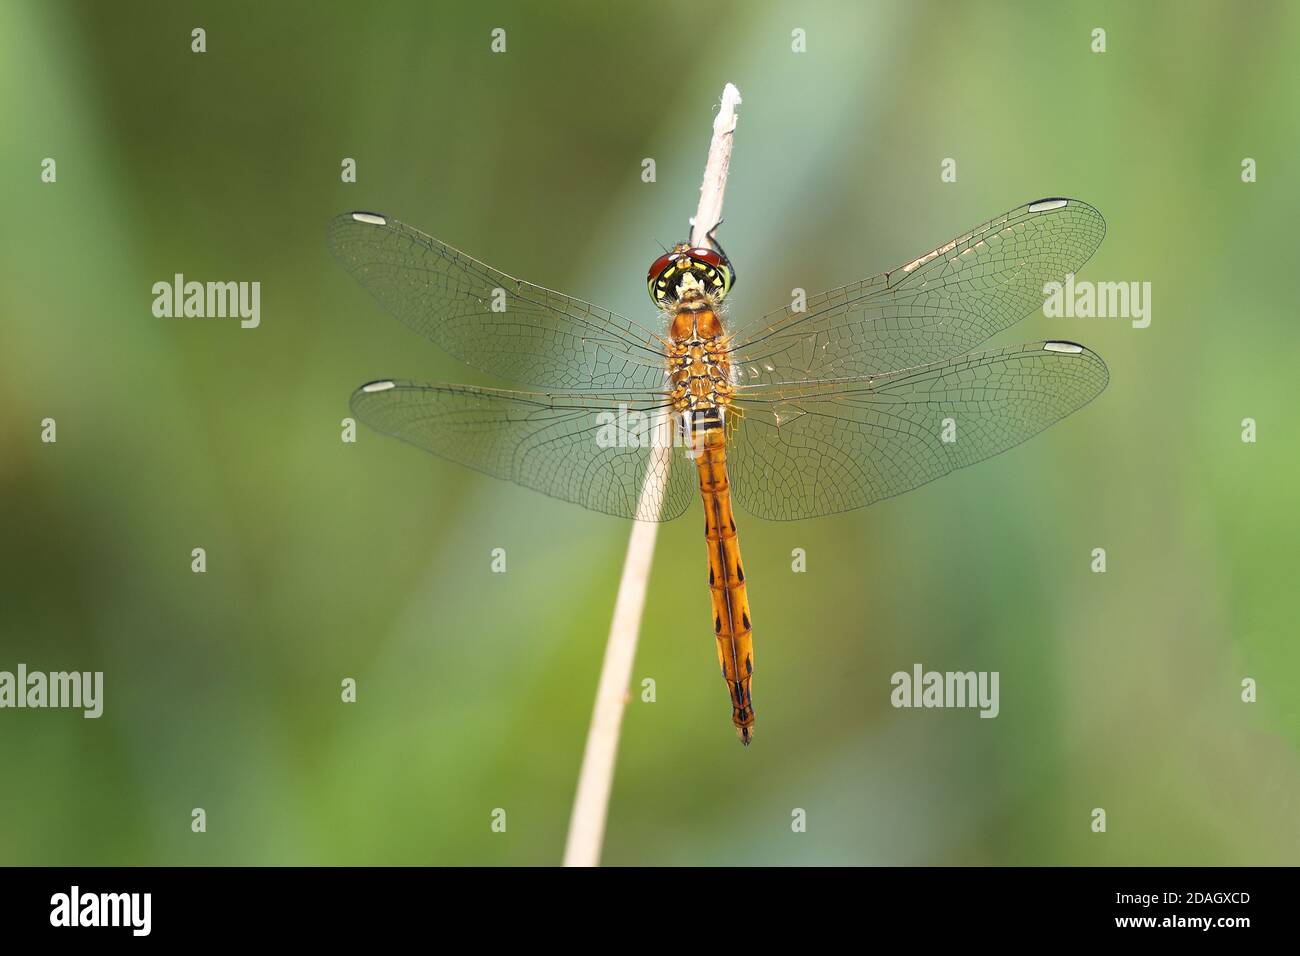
<box><xmin>666</xmin><ymin>296</ymin><xmax>751</xmax><ymax>744</ymax></box>
<box><xmin>694</xmin><ymin>421</ymin><xmax>755</xmax><ymax>746</ymax></box>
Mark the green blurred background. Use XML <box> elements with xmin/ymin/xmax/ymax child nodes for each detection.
<box><xmin>2</xmin><ymin>0</ymin><xmax>1296</xmax><ymax>865</ymax></box>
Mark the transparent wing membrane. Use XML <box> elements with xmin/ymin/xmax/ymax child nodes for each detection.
<box><xmin>328</xmin><ymin>212</ymin><xmax>669</xmax><ymax>390</ymax></box>
<box><xmin>350</xmin><ymin>381</ymin><xmax>696</xmax><ymax>521</ymax></box>
<box><xmin>729</xmin><ymin>198</ymin><xmax>1106</xmax><ymax>385</ymax></box>
<box><xmin>336</xmin><ymin>201</ymin><xmax>1109</xmax><ymax>521</ymax></box>
<box><xmin>726</xmin><ymin>342</ymin><xmax>1108</xmax><ymax>520</ymax></box>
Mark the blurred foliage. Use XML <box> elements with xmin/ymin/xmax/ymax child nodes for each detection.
<box><xmin>0</xmin><ymin>0</ymin><xmax>1296</xmax><ymax>864</ymax></box>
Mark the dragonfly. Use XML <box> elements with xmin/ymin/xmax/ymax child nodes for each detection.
<box><xmin>328</xmin><ymin>197</ymin><xmax>1108</xmax><ymax>745</ymax></box>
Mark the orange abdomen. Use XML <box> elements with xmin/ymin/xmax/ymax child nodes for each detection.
<box><xmin>695</xmin><ymin>425</ymin><xmax>755</xmax><ymax>745</ymax></box>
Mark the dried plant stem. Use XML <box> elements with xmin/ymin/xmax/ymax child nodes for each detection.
<box><xmin>562</xmin><ymin>83</ymin><xmax>742</xmax><ymax>867</ymax></box>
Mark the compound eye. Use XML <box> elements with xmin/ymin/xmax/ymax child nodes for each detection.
<box><xmin>689</xmin><ymin>247</ymin><xmax>722</xmax><ymax>267</ymax></box>
<box><xmin>646</xmin><ymin>252</ymin><xmax>675</xmax><ymax>282</ymax></box>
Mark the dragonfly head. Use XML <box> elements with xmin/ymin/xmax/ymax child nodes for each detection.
<box><xmin>647</xmin><ymin>242</ymin><xmax>734</xmax><ymax>308</ymax></box>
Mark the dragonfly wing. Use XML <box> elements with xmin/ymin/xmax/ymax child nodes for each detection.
<box><xmin>727</xmin><ymin>341</ymin><xmax>1107</xmax><ymax>520</ymax></box>
<box><xmin>729</xmin><ymin>198</ymin><xmax>1106</xmax><ymax>385</ymax></box>
<box><xmin>329</xmin><ymin>212</ymin><xmax>669</xmax><ymax>390</ymax></box>
<box><xmin>350</xmin><ymin>381</ymin><xmax>695</xmax><ymax>521</ymax></box>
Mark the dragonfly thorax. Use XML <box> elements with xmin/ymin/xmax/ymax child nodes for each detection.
<box><xmin>667</xmin><ymin>305</ymin><xmax>733</xmax><ymax>416</ymax></box>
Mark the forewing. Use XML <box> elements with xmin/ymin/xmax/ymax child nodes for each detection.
<box><xmin>350</xmin><ymin>381</ymin><xmax>695</xmax><ymax>521</ymax></box>
<box><xmin>329</xmin><ymin>212</ymin><xmax>669</xmax><ymax>390</ymax></box>
<box><xmin>729</xmin><ymin>198</ymin><xmax>1106</xmax><ymax>384</ymax></box>
<box><xmin>727</xmin><ymin>341</ymin><xmax>1108</xmax><ymax>520</ymax></box>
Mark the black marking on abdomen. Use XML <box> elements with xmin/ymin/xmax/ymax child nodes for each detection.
<box><xmin>692</xmin><ymin>407</ymin><xmax>724</xmax><ymax>431</ymax></box>
<box><xmin>709</xmin><ymin>474</ymin><xmax>742</xmax><ymax>679</ymax></box>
